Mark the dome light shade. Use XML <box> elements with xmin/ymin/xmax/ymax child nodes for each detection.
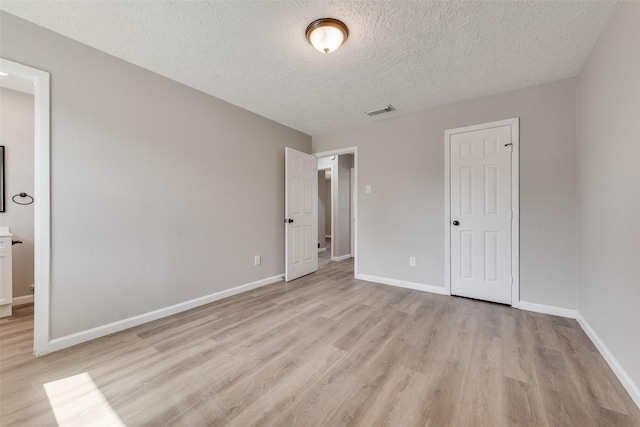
<box><xmin>306</xmin><ymin>18</ymin><xmax>349</xmax><ymax>54</ymax></box>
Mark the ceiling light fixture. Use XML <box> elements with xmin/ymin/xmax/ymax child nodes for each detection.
<box><xmin>306</xmin><ymin>18</ymin><xmax>348</xmax><ymax>54</ymax></box>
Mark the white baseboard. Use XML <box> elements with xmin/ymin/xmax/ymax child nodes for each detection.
<box><xmin>332</xmin><ymin>254</ymin><xmax>352</xmax><ymax>262</ymax></box>
<box><xmin>12</xmin><ymin>295</ymin><xmax>34</xmax><ymax>306</ymax></box>
<box><xmin>46</xmin><ymin>274</ymin><xmax>284</xmax><ymax>353</ymax></box>
<box><xmin>519</xmin><ymin>301</ymin><xmax>577</xmax><ymax>319</ymax></box>
<box><xmin>519</xmin><ymin>301</ymin><xmax>639</xmax><ymax>409</ymax></box>
<box><xmin>577</xmin><ymin>313</ymin><xmax>640</xmax><ymax>409</ymax></box>
<box><xmin>0</xmin><ymin>304</ymin><xmax>11</xmax><ymax>318</ymax></box>
<box><xmin>356</xmin><ymin>273</ymin><xmax>448</xmax><ymax>296</ymax></box>
<box><xmin>318</xmin><ymin>247</ymin><xmax>327</xmax><ymax>253</ymax></box>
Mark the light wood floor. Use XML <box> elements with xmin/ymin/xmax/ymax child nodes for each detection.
<box><xmin>1</xmin><ymin>259</ymin><xmax>639</xmax><ymax>426</ymax></box>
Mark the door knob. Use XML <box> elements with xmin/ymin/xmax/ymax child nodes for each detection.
<box><xmin>452</xmin><ymin>220</ymin><xmax>460</xmax><ymax>226</ymax></box>
<box><xmin>284</xmin><ymin>219</ymin><xmax>294</xmax><ymax>223</ymax></box>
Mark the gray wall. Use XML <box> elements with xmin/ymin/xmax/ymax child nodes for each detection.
<box><xmin>0</xmin><ymin>87</ymin><xmax>34</xmax><ymax>298</ymax></box>
<box><xmin>0</xmin><ymin>12</ymin><xmax>311</xmax><ymax>339</ymax></box>
<box><xmin>313</xmin><ymin>78</ymin><xmax>578</xmax><ymax>309</ymax></box>
<box><xmin>576</xmin><ymin>1</ymin><xmax>640</xmax><ymax>393</ymax></box>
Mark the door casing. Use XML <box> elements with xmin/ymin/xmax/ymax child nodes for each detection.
<box><xmin>444</xmin><ymin>118</ymin><xmax>520</xmax><ymax>307</ymax></box>
<box><xmin>0</xmin><ymin>58</ymin><xmax>52</xmax><ymax>354</ymax></box>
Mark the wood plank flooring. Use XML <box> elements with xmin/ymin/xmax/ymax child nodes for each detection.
<box><xmin>1</xmin><ymin>259</ymin><xmax>639</xmax><ymax>426</ymax></box>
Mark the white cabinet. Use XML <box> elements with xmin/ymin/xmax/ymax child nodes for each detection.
<box><xmin>0</xmin><ymin>227</ymin><xmax>13</xmax><ymax>318</ymax></box>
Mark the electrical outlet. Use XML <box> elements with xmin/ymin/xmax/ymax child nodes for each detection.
<box><xmin>254</xmin><ymin>255</ymin><xmax>261</xmax><ymax>266</ymax></box>
<box><xmin>409</xmin><ymin>257</ymin><xmax>416</xmax><ymax>267</ymax></box>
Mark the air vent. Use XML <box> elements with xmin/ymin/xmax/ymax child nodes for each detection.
<box><xmin>365</xmin><ymin>104</ymin><xmax>396</xmax><ymax>116</ymax></box>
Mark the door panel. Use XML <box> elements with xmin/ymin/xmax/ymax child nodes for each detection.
<box><xmin>285</xmin><ymin>147</ymin><xmax>318</xmax><ymax>281</ymax></box>
<box><xmin>450</xmin><ymin>125</ymin><xmax>512</xmax><ymax>304</ymax></box>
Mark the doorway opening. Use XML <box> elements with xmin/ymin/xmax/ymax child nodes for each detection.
<box><xmin>0</xmin><ymin>58</ymin><xmax>51</xmax><ymax>355</ymax></box>
<box><xmin>317</xmin><ymin>166</ymin><xmax>332</xmax><ymax>268</ymax></box>
<box><xmin>314</xmin><ymin>147</ymin><xmax>358</xmax><ymax>277</ymax></box>
<box><xmin>0</xmin><ymin>71</ymin><xmax>35</xmax><ymax>328</ymax></box>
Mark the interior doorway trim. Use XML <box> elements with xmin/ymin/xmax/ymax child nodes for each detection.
<box><xmin>313</xmin><ymin>146</ymin><xmax>358</xmax><ymax>277</ymax></box>
<box><xmin>444</xmin><ymin>118</ymin><xmax>520</xmax><ymax>307</ymax></box>
<box><xmin>0</xmin><ymin>58</ymin><xmax>51</xmax><ymax>355</ymax></box>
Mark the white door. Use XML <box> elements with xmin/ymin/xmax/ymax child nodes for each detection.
<box><xmin>449</xmin><ymin>123</ymin><xmax>514</xmax><ymax>304</ymax></box>
<box><xmin>285</xmin><ymin>147</ymin><xmax>318</xmax><ymax>281</ymax></box>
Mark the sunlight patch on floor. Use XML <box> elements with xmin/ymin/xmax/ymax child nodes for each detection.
<box><xmin>44</xmin><ymin>372</ymin><xmax>125</xmax><ymax>426</ymax></box>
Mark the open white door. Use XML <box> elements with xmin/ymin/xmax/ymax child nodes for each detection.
<box><xmin>285</xmin><ymin>147</ymin><xmax>318</xmax><ymax>281</ymax></box>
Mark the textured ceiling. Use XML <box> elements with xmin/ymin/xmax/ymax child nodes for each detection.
<box><xmin>0</xmin><ymin>1</ymin><xmax>616</xmax><ymax>135</ymax></box>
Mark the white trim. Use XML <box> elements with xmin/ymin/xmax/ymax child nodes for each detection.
<box><xmin>0</xmin><ymin>305</ymin><xmax>11</xmax><ymax>318</ymax></box>
<box><xmin>444</xmin><ymin>129</ymin><xmax>451</xmax><ymax>295</ymax></box>
<box><xmin>357</xmin><ymin>273</ymin><xmax>448</xmax><ymax>296</ymax></box>
<box><xmin>511</xmin><ymin>119</ymin><xmax>520</xmax><ymax>307</ymax></box>
<box><xmin>350</xmin><ymin>167</ymin><xmax>355</xmax><ymax>257</ymax></box>
<box><xmin>519</xmin><ymin>301</ymin><xmax>576</xmax><ymax>319</ymax></box>
<box><xmin>331</xmin><ymin>160</ymin><xmax>337</xmax><ymax>260</ymax></box>
<box><xmin>0</xmin><ymin>59</ymin><xmax>51</xmax><ymax>356</ymax></box>
<box><xmin>332</xmin><ymin>254</ymin><xmax>352</xmax><ymax>262</ymax></box>
<box><xmin>314</xmin><ymin>147</ymin><xmax>358</xmax><ymax>277</ymax></box>
<box><xmin>47</xmin><ymin>274</ymin><xmax>283</xmax><ymax>353</ymax></box>
<box><xmin>317</xmin><ymin>247</ymin><xmax>327</xmax><ymax>253</ymax></box>
<box><xmin>444</xmin><ymin>118</ymin><xmax>520</xmax><ymax>307</ymax></box>
<box><xmin>12</xmin><ymin>295</ymin><xmax>34</xmax><ymax>306</ymax></box>
<box><xmin>577</xmin><ymin>313</ymin><xmax>640</xmax><ymax>409</ymax></box>
<box><xmin>313</xmin><ymin>147</ymin><xmax>358</xmax><ymax>159</ymax></box>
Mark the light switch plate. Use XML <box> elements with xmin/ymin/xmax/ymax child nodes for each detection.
<box><xmin>365</xmin><ymin>185</ymin><xmax>371</xmax><ymax>194</ymax></box>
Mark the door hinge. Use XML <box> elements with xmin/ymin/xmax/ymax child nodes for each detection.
<box><xmin>509</xmin><ymin>210</ymin><xmax>513</xmax><ymax>219</ymax></box>
<box><xmin>510</xmin><ymin>276</ymin><xmax>514</xmax><ymax>285</ymax></box>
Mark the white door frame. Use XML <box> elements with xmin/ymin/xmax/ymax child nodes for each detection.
<box><xmin>314</xmin><ymin>147</ymin><xmax>358</xmax><ymax>277</ymax></box>
<box><xmin>444</xmin><ymin>118</ymin><xmax>519</xmax><ymax>307</ymax></box>
<box><xmin>0</xmin><ymin>58</ymin><xmax>51</xmax><ymax>354</ymax></box>
<box><xmin>350</xmin><ymin>167</ymin><xmax>355</xmax><ymax>257</ymax></box>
